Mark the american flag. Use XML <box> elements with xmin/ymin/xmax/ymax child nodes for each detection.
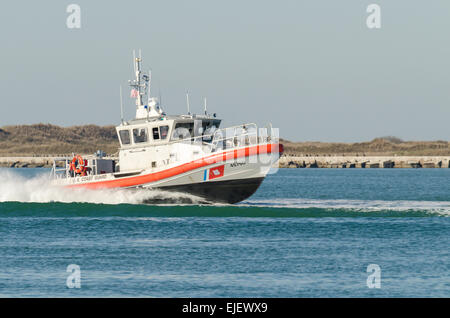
<box><xmin>130</xmin><ymin>89</ymin><xmax>139</xmax><ymax>98</ymax></box>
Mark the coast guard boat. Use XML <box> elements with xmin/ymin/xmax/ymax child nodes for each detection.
<box><xmin>51</xmin><ymin>52</ymin><xmax>283</xmax><ymax>203</ymax></box>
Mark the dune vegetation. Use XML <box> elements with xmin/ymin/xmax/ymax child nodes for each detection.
<box><xmin>0</xmin><ymin>124</ymin><xmax>119</xmax><ymax>156</ymax></box>
<box><xmin>0</xmin><ymin>124</ymin><xmax>448</xmax><ymax>156</ymax></box>
<box><xmin>281</xmin><ymin>137</ymin><xmax>450</xmax><ymax>156</ymax></box>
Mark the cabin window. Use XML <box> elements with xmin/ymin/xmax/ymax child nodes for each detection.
<box><xmin>119</xmin><ymin>130</ymin><xmax>131</xmax><ymax>145</ymax></box>
<box><xmin>197</xmin><ymin>120</ymin><xmax>221</xmax><ymax>141</ymax></box>
<box><xmin>160</xmin><ymin>125</ymin><xmax>169</xmax><ymax>140</ymax></box>
<box><xmin>133</xmin><ymin>127</ymin><xmax>148</xmax><ymax>143</ymax></box>
<box><xmin>172</xmin><ymin>122</ymin><xmax>194</xmax><ymax>140</ymax></box>
<box><xmin>152</xmin><ymin>127</ymin><xmax>160</xmax><ymax>140</ymax></box>
<box><xmin>203</xmin><ymin>120</ymin><xmax>221</xmax><ymax>135</ymax></box>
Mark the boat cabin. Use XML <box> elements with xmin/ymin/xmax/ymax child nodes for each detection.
<box><xmin>50</xmin><ymin>51</ymin><xmax>273</xmax><ymax>186</ymax></box>
<box><xmin>115</xmin><ymin>116</ymin><xmax>222</xmax><ymax>172</ymax></box>
<box><xmin>116</xmin><ymin>116</ymin><xmax>222</xmax><ymax>149</ymax></box>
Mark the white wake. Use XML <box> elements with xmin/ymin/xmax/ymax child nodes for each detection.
<box><xmin>1</xmin><ymin>169</ymin><xmax>449</xmax><ymax>215</ymax></box>
<box><xmin>242</xmin><ymin>198</ymin><xmax>450</xmax><ymax>216</ymax></box>
<box><xmin>0</xmin><ymin>169</ymin><xmax>204</xmax><ymax>205</ymax></box>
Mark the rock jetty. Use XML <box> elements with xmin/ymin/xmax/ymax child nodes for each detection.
<box><xmin>279</xmin><ymin>155</ymin><xmax>450</xmax><ymax>168</ymax></box>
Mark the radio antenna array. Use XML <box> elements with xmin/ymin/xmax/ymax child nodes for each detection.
<box><xmin>119</xmin><ymin>85</ymin><xmax>124</xmax><ymax>123</ymax></box>
<box><xmin>186</xmin><ymin>90</ymin><xmax>191</xmax><ymax>115</ymax></box>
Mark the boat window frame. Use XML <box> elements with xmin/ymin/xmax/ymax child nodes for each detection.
<box><xmin>201</xmin><ymin>119</ymin><xmax>221</xmax><ymax>139</ymax></box>
<box><xmin>132</xmin><ymin>127</ymin><xmax>149</xmax><ymax>144</ymax></box>
<box><xmin>118</xmin><ymin>129</ymin><xmax>131</xmax><ymax>145</ymax></box>
<box><xmin>159</xmin><ymin>125</ymin><xmax>169</xmax><ymax>140</ymax></box>
<box><xmin>152</xmin><ymin>127</ymin><xmax>160</xmax><ymax>140</ymax></box>
<box><xmin>171</xmin><ymin>121</ymin><xmax>194</xmax><ymax>140</ymax></box>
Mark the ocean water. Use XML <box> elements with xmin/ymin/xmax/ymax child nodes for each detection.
<box><xmin>0</xmin><ymin>167</ymin><xmax>448</xmax><ymax>297</ymax></box>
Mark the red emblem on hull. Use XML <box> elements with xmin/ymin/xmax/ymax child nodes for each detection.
<box><xmin>209</xmin><ymin>165</ymin><xmax>225</xmax><ymax>180</ymax></box>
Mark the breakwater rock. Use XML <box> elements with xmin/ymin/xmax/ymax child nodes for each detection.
<box><xmin>1</xmin><ymin>155</ymin><xmax>450</xmax><ymax>169</ymax></box>
<box><xmin>0</xmin><ymin>156</ymin><xmax>65</xmax><ymax>168</ymax></box>
<box><xmin>279</xmin><ymin>155</ymin><xmax>450</xmax><ymax>168</ymax></box>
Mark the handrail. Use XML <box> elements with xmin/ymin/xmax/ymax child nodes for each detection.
<box><xmin>165</xmin><ymin>123</ymin><xmax>263</xmax><ymax>153</ymax></box>
<box><xmin>116</xmin><ymin>122</ymin><xmax>271</xmax><ymax>150</ymax></box>
<box><xmin>50</xmin><ymin>122</ymin><xmax>278</xmax><ymax>180</ymax></box>
<box><xmin>167</xmin><ymin>122</ymin><xmax>258</xmax><ymax>145</ymax></box>
<box><xmin>51</xmin><ymin>156</ymin><xmax>103</xmax><ymax>180</ymax></box>
<box><xmin>117</xmin><ymin>122</ymin><xmax>276</xmax><ymax>155</ymax></box>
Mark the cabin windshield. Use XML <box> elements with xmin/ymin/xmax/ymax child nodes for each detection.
<box><xmin>133</xmin><ymin>127</ymin><xmax>148</xmax><ymax>143</ymax></box>
<box><xmin>172</xmin><ymin>122</ymin><xmax>194</xmax><ymax>140</ymax></box>
<box><xmin>202</xmin><ymin>120</ymin><xmax>221</xmax><ymax>140</ymax></box>
<box><xmin>171</xmin><ymin>120</ymin><xmax>221</xmax><ymax>141</ymax></box>
<box><xmin>152</xmin><ymin>127</ymin><xmax>160</xmax><ymax>140</ymax></box>
<box><xmin>119</xmin><ymin>130</ymin><xmax>131</xmax><ymax>145</ymax></box>
<box><xmin>160</xmin><ymin>125</ymin><xmax>169</xmax><ymax>139</ymax></box>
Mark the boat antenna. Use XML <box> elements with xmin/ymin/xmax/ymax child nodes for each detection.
<box><xmin>157</xmin><ymin>77</ymin><xmax>162</xmax><ymax>105</ymax></box>
<box><xmin>148</xmin><ymin>69</ymin><xmax>152</xmax><ymax>100</ymax></box>
<box><xmin>119</xmin><ymin>85</ymin><xmax>124</xmax><ymax>124</ymax></box>
<box><xmin>130</xmin><ymin>49</ymin><xmax>143</xmax><ymax>108</ymax></box>
<box><xmin>186</xmin><ymin>90</ymin><xmax>191</xmax><ymax>115</ymax></box>
<box><xmin>203</xmin><ymin>97</ymin><xmax>207</xmax><ymax>115</ymax></box>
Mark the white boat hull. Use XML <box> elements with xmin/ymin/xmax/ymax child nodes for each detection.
<box><xmin>54</xmin><ymin>143</ymin><xmax>282</xmax><ymax>204</ymax></box>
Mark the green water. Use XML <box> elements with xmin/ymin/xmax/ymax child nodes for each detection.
<box><xmin>0</xmin><ymin>168</ymin><xmax>448</xmax><ymax>297</ymax></box>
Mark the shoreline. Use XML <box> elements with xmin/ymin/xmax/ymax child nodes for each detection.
<box><xmin>1</xmin><ymin>155</ymin><xmax>450</xmax><ymax>169</ymax></box>
<box><xmin>0</xmin><ymin>156</ymin><xmax>62</xmax><ymax>168</ymax></box>
<box><xmin>279</xmin><ymin>155</ymin><xmax>450</xmax><ymax>168</ymax></box>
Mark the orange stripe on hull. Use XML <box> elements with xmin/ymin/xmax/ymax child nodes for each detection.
<box><xmin>68</xmin><ymin>143</ymin><xmax>280</xmax><ymax>190</ymax></box>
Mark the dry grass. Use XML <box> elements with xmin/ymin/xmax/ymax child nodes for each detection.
<box><xmin>0</xmin><ymin>124</ymin><xmax>448</xmax><ymax>156</ymax></box>
<box><xmin>281</xmin><ymin>138</ymin><xmax>450</xmax><ymax>156</ymax></box>
<box><xmin>0</xmin><ymin>124</ymin><xmax>119</xmax><ymax>156</ymax></box>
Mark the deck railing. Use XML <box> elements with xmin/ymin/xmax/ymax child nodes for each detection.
<box><xmin>50</xmin><ymin>123</ymin><xmax>278</xmax><ymax>179</ymax></box>
<box><xmin>168</xmin><ymin>123</ymin><xmax>277</xmax><ymax>152</ymax></box>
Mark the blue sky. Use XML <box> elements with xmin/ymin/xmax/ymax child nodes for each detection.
<box><xmin>0</xmin><ymin>0</ymin><xmax>449</xmax><ymax>142</ymax></box>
